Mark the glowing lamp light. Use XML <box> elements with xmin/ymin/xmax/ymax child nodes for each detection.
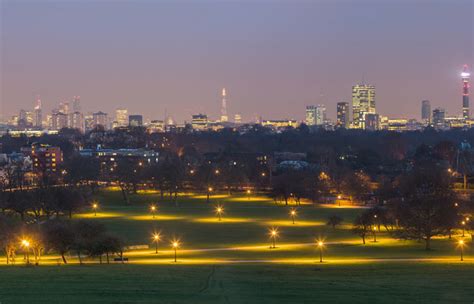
<box><xmin>21</xmin><ymin>240</ymin><xmax>30</xmax><ymax>248</ymax></box>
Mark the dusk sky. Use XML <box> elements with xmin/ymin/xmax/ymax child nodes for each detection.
<box><xmin>1</xmin><ymin>0</ymin><xmax>473</xmax><ymax>123</ymax></box>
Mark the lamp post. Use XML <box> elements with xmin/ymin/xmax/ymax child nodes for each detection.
<box><xmin>290</xmin><ymin>209</ymin><xmax>296</xmax><ymax>225</ymax></box>
<box><xmin>269</xmin><ymin>228</ymin><xmax>278</xmax><ymax>249</ymax></box>
<box><xmin>92</xmin><ymin>203</ymin><xmax>98</xmax><ymax>216</ymax></box>
<box><xmin>207</xmin><ymin>187</ymin><xmax>213</xmax><ymax>203</ymax></box>
<box><xmin>458</xmin><ymin>240</ymin><xmax>465</xmax><ymax>261</ymax></box>
<box><xmin>21</xmin><ymin>239</ymin><xmax>30</xmax><ymax>264</ymax></box>
<box><xmin>246</xmin><ymin>189</ymin><xmax>251</xmax><ymax>200</ymax></box>
<box><xmin>150</xmin><ymin>205</ymin><xmax>157</xmax><ymax>219</ymax></box>
<box><xmin>317</xmin><ymin>241</ymin><xmax>324</xmax><ymax>263</ymax></box>
<box><xmin>372</xmin><ymin>226</ymin><xmax>377</xmax><ymax>242</ymax></box>
<box><xmin>215</xmin><ymin>205</ymin><xmax>224</xmax><ymax>221</ymax></box>
<box><xmin>172</xmin><ymin>241</ymin><xmax>180</xmax><ymax>262</ymax></box>
<box><xmin>462</xmin><ymin>221</ymin><xmax>466</xmax><ymax>237</ymax></box>
<box><xmin>152</xmin><ymin>233</ymin><xmax>161</xmax><ymax>254</ymax></box>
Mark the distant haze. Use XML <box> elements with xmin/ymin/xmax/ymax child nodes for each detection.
<box><xmin>1</xmin><ymin>0</ymin><xmax>473</xmax><ymax>123</ymax></box>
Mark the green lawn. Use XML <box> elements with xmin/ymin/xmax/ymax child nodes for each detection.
<box><xmin>1</xmin><ymin>189</ymin><xmax>472</xmax><ymax>303</ymax></box>
<box><xmin>0</xmin><ymin>263</ymin><xmax>472</xmax><ymax>303</ymax></box>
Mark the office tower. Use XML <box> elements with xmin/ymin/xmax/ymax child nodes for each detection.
<box><xmin>69</xmin><ymin>112</ymin><xmax>84</xmax><ymax>132</ymax></box>
<box><xmin>129</xmin><ymin>115</ymin><xmax>143</xmax><ymax>127</ymax></box>
<box><xmin>59</xmin><ymin>101</ymin><xmax>70</xmax><ymax>114</ymax></box>
<box><xmin>51</xmin><ymin>112</ymin><xmax>68</xmax><ymax>130</ymax></box>
<box><xmin>462</xmin><ymin>65</ymin><xmax>470</xmax><ymax>119</ymax></box>
<box><xmin>220</xmin><ymin>88</ymin><xmax>228</xmax><ymax>122</ymax></box>
<box><xmin>315</xmin><ymin>105</ymin><xmax>326</xmax><ymax>125</ymax></box>
<box><xmin>115</xmin><ymin>108</ymin><xmax>128</xmax><ymax>127</ymax></box>
<box><xmin>352</xmin><ymin>84</ymin><xmax>376</xmax><ymax>129</ymax></box>
<box><xmin>84</xmin><ymin>114</ymin><xmax>94</xmax><ymax>132</ymax></box>
<box><xmin>305</xmin><ymin>105</ymin><xmax>326</xmax><ymax>126</ymax></box>
<box><xmin>192</xmin><ymin>114</ymin><xmax>208</xmax><ymax>130</ymax></box>
<box><xmin>33</xmin><ymin>95</ymin><xmax>43</xmax><ymax>128</ymax></box>
<box><xmin>305</xmin><ymin>105</ymin><xmax>316</xmax><ymax>125</ymax></box>
<box><xmin>336</xmin><ymin>102</ymin><xmax>349</xmax><ymax>128</ymax></box>
<box><xmin>72</xmin><ymin>96</ymin><xmax>81</xmax><ymax>113</ymax></box>
<box><xmin>432</xmin><ymin>108</ymin><xmax>446</xmax><ymax>129</ymax></box>
<box><xmin>92</xmin><ymin>111</ymin><xmax>108</xmax><ymax>129</ymax></box>
<box><xmin>421</xmin><ymin>100</ymin><xmax>431</xmax><ymax>125</ymax></box>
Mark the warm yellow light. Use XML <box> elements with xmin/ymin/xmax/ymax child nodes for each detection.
<box><xmin>215</xmin><ymin>169</ymin><xmax>220</xmax><ymax>174</ymax></box>
<box><xmin>462</xmin><ymin>221</ymin><xmax>466</xmax><ymax>225</ymax></box>
<box><xmin>92</xmin><ymin>203</ymin><xmax>98</xmax><ymax>209</ymax></box>
<box><xmin>269</xmin><ymin>228</ymin><xmax>279</xmax><ymax>237</ymax></box>
<box><xmin>247</xmin><ymin>189</ymin><xmax>251</xmax><ymax>194</ymax></box>
<box><xmin>466</xmin><ymin>217</ymin><xmax>470</xmax><ymax>222</ymax></box>
<box><xmin>208</xmin><ymin>187</ymin><xmax>213</xmax><ymax>192</ymax></box>
<box><xmin>459</xmin><ymin>240</ymin><xmax>464</xmax><ymax>245</ymax></box>
<box><xmin>261</xmin><ymin>172</ymin><xmax>266</xmax><ymax>177</ymax></box>
<box><xmin>152</xmin><ymin>233</ymin><xmax>161</xmax><ymax>241</ymax></box>
<box><xmin>172</xmin><ymin>241</ymin><xmax>180</xmax><ymax>248</ymax></box>
<box><xmin>373</xmin><ymin>226</ymin><xmax>377</xmax><ymax>231</ymax></box>
<box><xmin>150</xmin><ymin>205</ymin><xmax>156</xmax><ymax>211</ymax></box>
<box><xmin>21</xmin><ymin>239</ymin><xmax>30</xmax><ymax>247</ymax></box>
<box><xmin>317</xmin><ymin>241</ymin><xmax>324</xmax><ymax>247</ymax></box>
<box><xmin>190</xmin><ymin>170</ymin><xmax>194</xmax><ymax>174</ymax></box>
<box><xmin>290</xmin><ymin>210</ymin><xmax>296</xmax><ymax>216</ymax></box>
<box><xmin>337</xmin><ymin>195</ymin><xmax>342</xmax><ymax>199</ymax></box>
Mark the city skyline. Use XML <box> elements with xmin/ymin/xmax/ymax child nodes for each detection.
<box><xmin>1</xmin><ymin>1</ymin><xmax>473</xmax><ymax>123</ymax></box>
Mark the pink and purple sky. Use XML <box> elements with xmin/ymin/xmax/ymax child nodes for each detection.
<box><xmin>1</xmin><ymin>0</ymin><xmax>473</xmax><ymax>123</ymax></box>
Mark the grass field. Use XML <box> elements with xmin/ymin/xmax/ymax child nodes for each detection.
<box><xmin>0</xmin><ymin>189</ymin><xmax>473</xmax><ymax>303</ymax></box>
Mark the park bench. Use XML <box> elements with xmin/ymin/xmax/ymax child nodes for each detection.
<box><xmin>113</xmin><ymin>257</ymin><xmax>129</xmax><ymax>262</ymax></box>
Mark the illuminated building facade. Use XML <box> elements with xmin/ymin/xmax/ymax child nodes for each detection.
<box><xmin>352</xmin><ymin>84</ymin><xmax>376</xmax><ymax>129</ymax></box>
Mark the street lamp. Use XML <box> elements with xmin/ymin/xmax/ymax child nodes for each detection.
<box><xmin>317</xmin><ymin>240</ymin><xmax>324</xmax><ymax>263</ymax></box>
<box><xmin>207</xmin><ymin>187</ymin><xmax>213</xmax><ymax>203</ymax></box>
<box><xmin>269</xmin><ymin>228</ymin><xmax>279</xmax><ymax>249</ymax></box>
<box><xmin>92</xmin><ymin>202</ymin><xmax>98</xmax><ymax>216</ymax></box>
<box><xmin>290</xmin><ymin>208</ymin><xmax>297</xmax><ymax>224</ymax></box>
<box><xmin>215</xmin><ymin>169</ymin><xmax>220</xmax><ymax>175</ymax></box>
<box><xmin>150</xmin><ymin>205</ymin><xmax>157</xmax><ymax>219</ymax></box>
<box><xmin>458</xmin><ymin>240</ymin><xmax>465</xmax><ymax>261</ymax></box>
<box><xmin>172</xmin><ymin>240</ymin><xmax>180</xmax><ymax>262</ymax></box>
<box><xmin>372</xmin><ymin>226</ymin><xmax>377</xmax><ymax>242</ymax></box>
<box><xmin>21</xmin><ymin>239</ymin><xmax>30</xmax><ymax>264</ymax></box>
<box><xmin>215</xmin><ymin>205</ymin><xmax>224</xmax><ymax>221</ymax></box>
<box><xmin>461</xmin><ymin>221</ymin><xmax>466</xmax><ymax>237</ymax></box>
<box><xmin>246</xmin><ymin>189</ymin><xmax>251</xmax><ymax>200</ymax></box>
<box><xmin>152</xmin><ymin>233</ymin><xmax>161</xmax><ymax>254</ymax></box>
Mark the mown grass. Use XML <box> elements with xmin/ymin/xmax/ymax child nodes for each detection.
<box><xmin>0</xmin><ymin>263</ymin><xmax>472</xmax><ymax>303</ymax></box>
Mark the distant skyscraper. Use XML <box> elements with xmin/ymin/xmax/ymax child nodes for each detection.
<box><xmin>462</xmin><ymin>65</ymin><xmax>470</xmax><ymax>119</ymax></box>
<box><xmin>52</xmin><ymin>112</ymin><xmax>68</xmax><ymax>130</ymax></box>
<box><xmin>72</xmin><ymin>96</ymin><xmax>81</xmax><ymax>113</ymax></box>
<box><xmin>115</xmin><ymin>108</ymin><xmax>128</xmax><ymax>127</ymax></box>
<box><xmin>220</xmin><ymin>88</ymin><xmax>228</xmax><ymax>122</ymax></box>
<box><xmin>305</xmin><ymin>105</ymin><xmax>316</xmax><ymax>125</ymax></box>
<box><xmin>432</xmin><ymin>108</ymin><xmax>446</xmax><ymax>129</ymax></box>
<box><xmin>305</xmin><ymin>105</ymin><xmax>325</xmax><ymax>126</ymax></box>
<box><xmin>352</xmin><ymin>84</ymin><xmax>376</xmax><ymax>129</ymax></box>
<box><xmin>129</xmin><ymin>115</ymin><xmax>143</xmax><ymax>127</ymax></box>
<box><xmin>69</xmin><ymin>112</ymin><xmax>84</xmax><ymax>132</ymax></box>
<box><xmin>421</xmin><ymin>100</ymin><xmax>431</xmax><ymax>125</ymax></box>
<box><xmin>33</xmin><ymin>95</ymin><xmax>42</xmax><ymax>128</ymax></box>
<box><xmin>93</xmin><ymin>111</ymin><xmax>108</xmax><ymax>129</ymax></box>
<box><xmin>59</xmin><ymin>101</ymin><xmax>70</xmax><ymax>115</ymax></box>
<box><xmin>336</xmin><ymin>102</ymin><xmax>349</xmax><ymax>128</ymax></box>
